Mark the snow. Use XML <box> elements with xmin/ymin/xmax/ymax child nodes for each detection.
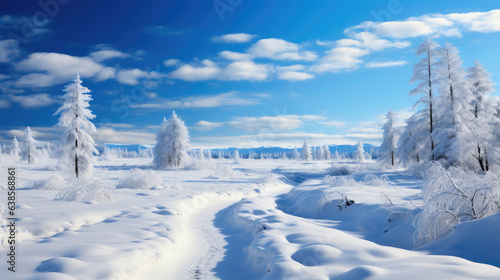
<box><xmin>2</xmin><ymin>158</ymin><xmax>500</xmax><ymax>279</ymax></box>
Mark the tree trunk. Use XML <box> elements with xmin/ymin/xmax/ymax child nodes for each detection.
<box><xmin>391</xmin><ymin>150</ymin><xmax>394</xmax><ymax>166</ymax></box>
<box><xmin>477</xmin><ymin>145</ymin><xmax>485</xmax><ymax>172</ymax></box>
<box><xmin>75</xmin><ymin>138</ymin><xmax>78</xmax><ymax>178</ymax></box>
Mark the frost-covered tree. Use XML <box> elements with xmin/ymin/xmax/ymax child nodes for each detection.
<box><xmin>467</xmin><ymin>60</ymin><xmax>496</xmax><ymax>171</ymax></box>
<box><xmin>300</xmin><ymin>140</ymin><xmax>312</xmax><ymax>161</ymax></box>
<box><xmin>153</xmin><ymin>111</ymin><xmax>191</xmax><ymax>168</ymax></box>
<box><xmin>315</xmin><ymin>145</ymin><xmax>324</xmax><ymax>160</ymax></box>
<box><xmin>233</xmin><ymin>149</ymin><xmax>240</xmax><ymax>162</ymax></box>
<box><xmin>195</xmin><ymin>149</ymin><xmax>204</xmax><ymax>160</ymax></box>
<box><xmin>433</xmin><ymin>42</ymin><xmax>475</xmax><ymax>168</ymax></box>
<box><xmin>22</xmin><ymin>127</ymin><xmax>41</xmax><ymax>164</ymax></box>
<box><xmin>353</xmin><ymin>140</ymin><xmax>365</xmax><ymax>162</ymax></box>
<box><xmin>10</xmin><ymin>137</ymin><xmax>20</xmax><ymax>161</ymax></box>
<box><xmin>205</xmin><ymin>148</ymin><xmax>212</xmax><ymax>160</ymax></box>
<box><xmin>379</xmin><ymin>110</ymin><xmax>399</xmax><ymax>166</ymax></box>
<box><xmin>54</xmin><ymin>74</ymin><xmax>98</xmax><ymax>179</ymax></box>
<box><xmin>322</xmin><ymin>144</ymin><xmax>331</xmax><ymax>160</ymax></box>
<box><xmin>292</xmin><ymin>146</ymin><xmax>300</xmax><ymax>160</ymax></box>
<box><xmin>397</xmin><ymin>114</ymin><xmax>429</xmax><ymax>166</ymax></box>
<box><xmin>409</xmin><ymin>38</ymin><xmax>440</xmax><ymax>161</ymax></box>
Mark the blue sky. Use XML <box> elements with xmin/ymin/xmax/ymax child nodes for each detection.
<box><xmin>0</xmin><ymin>0</ymin><xmax>499</xmax><ymax>148</ymax></box>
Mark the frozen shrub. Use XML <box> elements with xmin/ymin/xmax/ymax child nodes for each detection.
<box><xmin>361</xmin><ymin>174</ymin><xmax>397</xmax><ymax>188</ymax></box>
<box><xmin>328</xmin><ymin>163</ymin><xmax>353</xmax><ymax>176</ymax></box>
<box><xmin>116</xmin><ymin>169</ymin><xmax>162</xmax><ymax>190</ymax></box>
<box><xmin>55</xmin><ymin>179</ymin><xmax>112</xmax><ymax>202</ymax></box>
<box><xmin>26</xmin><ymin>175</ymin><xmax>65</xmax><ymax>190</ymax></box>
<box><xmin>413</xmin><ymin>164</ymin><xmax>500</xmax><ymax>247</ymax></box>
<box><xmin>323</xmin><ymin>175</ymin><xmax>335</xmax><ymax>185</ymax></box>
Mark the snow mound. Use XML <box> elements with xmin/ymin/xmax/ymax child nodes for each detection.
<box><xmin>26</xmin><ymin>174</ymin><xmax>65</xmax><ymax>190</ymax></box>
<box><xmin>55</xmin><ymin>179</ymin><xmax>112</xmax><ymax>202</ymax></box>
<box><xmin>116</xmin><ymin>169</ymin><xmax>162</xmax><ymax>190</ymax></box>
<box><xmin>420</xmin><ymin>211</ymin><xmax>500</xmax><ymax>267</ymax></box>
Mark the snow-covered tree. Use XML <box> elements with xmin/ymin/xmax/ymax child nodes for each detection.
<box><xmin>323</xmin><ymin>144</ymin><xmax>331</xmax><ymax>160</ymax></box>
<box><xmin>22</xmin><ymin>127</ymin><xmax>41</xmax><ymax>164</ymax></box>
<box><xmin>467</xmin><ymin>60</ymin><xmax>496</xmax><ymax>171</ymax></box>
<box><xmin>315</xmin><ymin>145</ymin><xmax>324</xmax><ymax>160</ymax></box>
<box><xmin>409</xmin><ymin>38</ymin><xmax>440</xmax><ymax>161</ymax></box>
<box><xmin>205</xmin><ymin>148</ymin><xmax>212</xmax><ymax>160</ymax></box>
<box><xmin>292</xmin><ymin>146</ymin><xmax>299</xmax><ymax>160</ymax></box>
<box><xmin>54</xmin><ymin>74</ymin><xmax>98</xmax><ymax>179</ymax></box>
<box><xmin>353</xmin><ymin>140</ymin><xmax>365</xmax><ymax>162</ymax></box>
<box><xmin>397</xmin><ymin>113</ymin><xmax>429</xmax><ymax>166</ymax></box>
<box><xmin>10</xmin><ymin>137</ymin><xmax>20</xmax><ymax>161</ymax></box>
<box><xmin>379</xmin><ymin>110</ymin><xmax>399</xmax><ymax>166</ymax></box>
<box><xmin>154</xmin><ymin>111</ymin><xmax>191</xmax><ymax>168</ymax></box>
<box><xmin>433</xmin><ymin>42</ymin><xmax>475</xmax><ymax>168</ymax></box>
<box><xmin>233</xmin><ymin>149</ymin><xmax>240</xmax><ymax>162</ymax></box>
<box><xmin>300</xmin><ymin>140</ymin><xmax>312</xmax><ymax>161</ymax></box>
<box><xmin>195</xmin><ymin>149</ymin><xmax>204</xmax><ymax>160</ymax></box>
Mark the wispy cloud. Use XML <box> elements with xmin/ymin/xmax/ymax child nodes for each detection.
<box><xmin>143</xmin><ymin>26</ymin><xmax>190</xmax><ymax>36</ymax></box>
<box><xmin>212</xmin><ymin>33</ymin><xmax>256</xmax><ymax>43</ymax></box>
<box><xmin>131</xmin><ymin>91</ymin><xmax>268</xmax><ymax>109</ymax></box>
<box><xmin>365</xmin><ymin>60</ymin><xmax>408</xmax><ymax>68</ymax></box>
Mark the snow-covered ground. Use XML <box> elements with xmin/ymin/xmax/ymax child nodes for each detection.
<box><xmin>2</xmin><ymin>158</ymin><xmax>500</xmax><ymax>279</ymax></box>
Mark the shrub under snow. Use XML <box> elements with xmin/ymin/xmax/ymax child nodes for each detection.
<box><xmin>116</xmin><ymin>169</ymin><xmax>162</xmax><ymax>190</ymax></box>
<box><xmin>55</xmin><ymin>179</ymin><xmax>112</xmax><ymax>202</ymax></box>
<box><xmin>26</xmin><ymin>175</ymin><xmax>65</xmax><ymax>190</ymax></box>
<box><xmin>413</xmin><ymin>163</ymin><xmax>500</xmax><ymax>247</ymax></box>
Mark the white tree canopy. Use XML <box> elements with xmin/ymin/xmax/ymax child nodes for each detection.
<box><xmin>300</xmin><ymin>140</ymin><xmax>312</xmax><ymax>161</ymax></box>
<box><xmin>54</xmin><ymin>74</ymin><xmax>98</xmax><ymax>179</ymax></box>
<box><xmin>153</xmin><ymin>111</ymin><xmax>191</xmax><ymax>168</ymax></box>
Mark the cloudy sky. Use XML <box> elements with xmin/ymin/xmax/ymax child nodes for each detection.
<box><xmin>1</xmin><ymin>0</ymin><xmax>499</xmax><ymax>148</ymax></box>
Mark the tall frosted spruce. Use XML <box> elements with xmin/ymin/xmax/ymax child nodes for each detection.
<box><xmin>409</xmin><ymin>38</ymin><xmax>439</xmax><ymax>161</ymax></box>
<box><xmin>154</xmin><ymin>111</ymin><xmax>191</xmax><ymax>168</ymax></box>
<box><xmin>300</xmin><ymin>140</ymin><xmax>312</xmax><ymax>161</ymax></box>
<box><xmin>22</xmin><ymin>126</ymin><xmax>41</xmax><ymax>164</ymax></box>
<box><xmin>433</xmin><ymin>42</ymin><xmax>475</xmax><ymax>168</ymax></box>
<box><xmin>380</xmin><ymin>110</ymin><xmax>398</xmax><ymax>166</ymax></box>
<box><xmin>54</xmin><ymin>74</ymin><xmax>98</xmax><ymax>179</ymax></box>
<box><xmin>467</xmin><ymin>60</ymin><xmax>496</xmax><ymax>171</ymax></box>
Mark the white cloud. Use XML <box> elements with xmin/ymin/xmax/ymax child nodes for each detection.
<box><xmin>212</xmin><ymin>33</ymin><xmax>256</xmax><ymax>43</ymax></box>
<box><xmin>366</xmin><ymin>60</ymin><xmax>408</xmax><ymax>68</ymax></box>
<box><xmin>372</xmin><ymin>21</ymin><xmax>434</xmax><ymax>38</ymax></box>
<box><xmin>278</xmin><ymin>71</ymin><xmax>314</xmax><ymax>81</ymax></box>
<box><xmin>131</xmin><ymin>92</ymin><xmax>266</xmax><ymax>109</ymax></box>
<box><xmin>0</xmin><ymin>74</ymin><xmax>9</xmax><ymax>80</ymax></box>
<box><xmin>9</xmin><ymin>93</ymin><xmax>58</xmax><ymax>108</ymax></box>
<box><xmin>247</xmin><ymin>38</ymin><xmax>317</xmax><ymax>61</ymax></box>
<box><xmin>312</xmin><ymin>47</ymin><xmax>370</xmax><ymax>73</ymax></box>
<box><xmin>193</xmin><ymin>120</ymin><xmax>223</xmax><ymax>131</ymax></box>
<box><xmin>168</xmin><ymin>60</ymin><xmax>271</xmax><ymax>81</ymax></box>
<box><xmin>116</xmin><ymin>69</ymin><xmax>161</xmax><ymax>85</ymax></box>
<box><xmin>95</xmin><ymin>128</ymin><xmax>156</xmax><ymax>145</ymax></box>
<box><xmin>0</xmin><ymin>39</ymin><xmax>19</xmax><ymax>63</ymax></box>
<box><xmin>164</xmin><ymin>59</ymin><xmax>180</xmax><ymax>66</ymax></box>
<box><xmin>445</xmin><ymin>10</ymin><xmax>500</xmax><ymax>33</ymax></box>
<box><xmin>228</xmin><ymin>116</ymin><xmax>303</xmax><ymax>133</ymax></box>
<box><xmin>218</xmin><ymin>51</ymin><xmax>252</xmax><ymax>61</ymax></box>
<box><xmin>89</xmin><ymin>49</ymin><xmax>130</xmax><ymax>62</ymax></box>
<box><xmin>15</xmin><ymin>52</ymin><xmax>116</xmax><ymax>87</ymax></box>
<box><xmin>319</xmin><ymin>121</ymin><xmax>346</xmax><ymax>127</ymax></box>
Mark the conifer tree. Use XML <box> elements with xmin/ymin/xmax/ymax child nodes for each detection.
<box><xmin>54</xmin><ymin>74</ymin><xmax>98</xmax><ymax>179</ymax></box>
<box><xmin>300</xmin><ymin>140</ymin><xmax>312</xmax><ymax>161</ymax></box>
<box><xmin>153</xmin><ymin>111</ymin><xmax>191</xmax><ymax>168</ymax></box>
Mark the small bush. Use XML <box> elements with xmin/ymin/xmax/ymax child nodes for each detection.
<box><xmin>55</xmin><ymin>179</ymin><xmax>112</xmax><ymax>202</ymax></box>
<box><xmin>26</xmin><ymin>175</ymin><xmax>65</xmax><ymax>190</ymax></box>
<box><xmin>116</xmin><ymin>169</ymin><xmax>162</xmax><ymax>190</ymax></box>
